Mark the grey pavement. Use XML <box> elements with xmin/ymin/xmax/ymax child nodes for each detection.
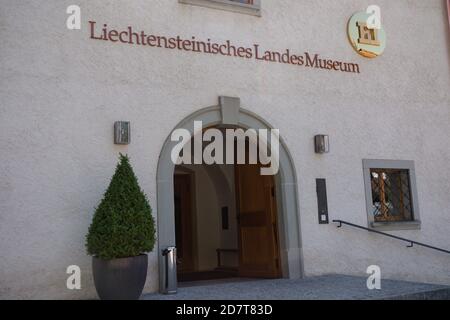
<box><xmin>143</xmin><ymin>275</ymin><xmax>450</xmax><ymax>300</ymax></box>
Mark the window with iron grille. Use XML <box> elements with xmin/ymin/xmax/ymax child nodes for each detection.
<box><xmin>179</xmin><ymin>0</ymin><xmax>261</xmax><ymax>16</ymax></box>
<box><xmin>370</xmin><ymin>169</ymin><xmax>413</xmax><ymax>222</ymax></box>
<box><xmin>363</xmin><ymin>160</ymin><xmax>421</xmax><ymax>231</ymax></box>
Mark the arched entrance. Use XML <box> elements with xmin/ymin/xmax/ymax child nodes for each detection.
<box><xmin>156</xmin><ymin>98</ymin><xmax>303</xmax><ymax>292</ymax></box>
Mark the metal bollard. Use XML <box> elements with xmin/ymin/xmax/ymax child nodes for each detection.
<box><xmin>161</xmin><ymin>246</ymin><xmax>177</xmax><ymax>295</ymax></box>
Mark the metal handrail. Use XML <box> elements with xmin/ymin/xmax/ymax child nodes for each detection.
<box><xmin>333</xmin><ymin>220</ymin><xmax>450</xmax><ymax>255</ymax></box>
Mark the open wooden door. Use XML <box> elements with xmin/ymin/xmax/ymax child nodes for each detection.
<box><xmin>235</xmin><ymin>163</ymin><xmax>281</xmax><ymax>278</ymax></box>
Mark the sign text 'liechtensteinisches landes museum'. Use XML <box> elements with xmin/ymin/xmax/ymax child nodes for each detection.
<box><xmin>89</xmin><ymin>21</ymin><xmax>361</xmax><ymax>74</ymax></box>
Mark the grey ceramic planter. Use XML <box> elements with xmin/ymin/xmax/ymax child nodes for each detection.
<box><xmin>93</xmin><ymin>254</ymin><xmax>148</xmax><ymax>300</ymax></box>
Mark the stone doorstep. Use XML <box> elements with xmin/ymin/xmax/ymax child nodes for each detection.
<box><xmin>382</xmin><ymin>288</ymin><xmax>450</xmax><ymax>300</ymax></box>
<box><xmin>143</xmin><ymin>275</ymin><xmax>450</xmax><ymax>301</ymax></box>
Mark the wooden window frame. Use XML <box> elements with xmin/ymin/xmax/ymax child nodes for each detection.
<box><xmin>363</xmin><ymin>160</ymin><xmax>421</xmax><ymax>231</ymax></box>
<box><xmin>179</xmin><ymin>0</ymin><xmax>261</xmax><ymax>16</ymax></box>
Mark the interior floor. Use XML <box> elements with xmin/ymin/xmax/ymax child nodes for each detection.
<box><xmin>178</xmin><ymin>276</ymin><xmax>256</xmax><ymax>288</ymax></box>
<box><xmin>178</xmin><ymin>269</ymin><xmax>238</xmax><ymax>283</ymax></box>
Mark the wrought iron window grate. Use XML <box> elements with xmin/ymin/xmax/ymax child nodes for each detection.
<box><xmin>370</xmin><ymin>169</ymin><xmax>414</xmax><ymax>222</ymax></box>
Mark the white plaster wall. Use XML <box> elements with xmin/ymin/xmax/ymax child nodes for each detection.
<box><xmin>192</xmin><ymin>166</ymin><xmax>220</xmax><ymax>271</ymax></box>
<box><xmin>184</xmin><ymin>165</ymin><xmax>220</xmax><ymax>271</ymax></box>
<box><xmin>0</xmin><ymin>0</ymin><xmax>449</xmax><ymax>299</ymax></box>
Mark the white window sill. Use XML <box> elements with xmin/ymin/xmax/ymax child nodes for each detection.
<box><xmin>179</xmin><ymin>0</ymin><xmax>261</xmax><ymax>17</ymax></box>
<box><xmin>370</xmin><ymin>220</ymin><xmax>422</xmax><ymax>231</ymax></box>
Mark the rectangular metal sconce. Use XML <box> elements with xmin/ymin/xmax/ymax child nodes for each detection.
<box><xmin>114</xmin><ymin>121</ymin><xmax>130</xmax><ymax>145</ymax></box>
<box><xmin>316</xmin><ymin>179</ymin><xmax>329</xmax><ymax>224</ymax></box>
<box><xmin>315</xmin><ymin>135</ymin><xmax>330</xmax><ymax>154</ymax></box>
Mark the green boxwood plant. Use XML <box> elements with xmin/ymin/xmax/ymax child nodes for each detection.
<box><xmin>86</xmin><ymin>154</ymin><xmax>155</xmax><ymax>260</ymax></box>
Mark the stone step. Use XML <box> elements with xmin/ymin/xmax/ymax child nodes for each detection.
<box><xmin>143</xmin><ymin>275</ymin><xmax>450</xmax><ymax>300</ymax></box>
<box><xmin>385</xmin><ymin>288</ymin><xmax>450</xmax><ymax>300</ymax></box>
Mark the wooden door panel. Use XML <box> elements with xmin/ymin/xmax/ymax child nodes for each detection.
<box><xmin>238</xmin><ymin>164</ymin><xmax>265</xmax><ymax>212</ymax></box>
<box><xmin>236</xmin><ymin>162</ymin><xmax>281</xmax><ymax>279</ymax></box>
<box><xmin>240</xmin><ymin>228</ymin><xmax>270</xmax><ymax>264</ymax></box>
<box><xmin>239</xmin><ymin>211</ymin><xmax>267</xmax><ymax>227</ymax></box>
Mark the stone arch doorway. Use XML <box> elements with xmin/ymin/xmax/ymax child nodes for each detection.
<box><xmin>156</xmin><ymin>97</ymin><xmax>303</xmax><ymax>292</ymax></box>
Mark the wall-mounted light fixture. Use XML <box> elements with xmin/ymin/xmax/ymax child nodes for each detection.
<box><xmin>314</xmin><ymin>135</ymin><xmax>330</xmax><ymax>154</ymax></box>
<box><xmin>114</xmin><ymin>121</ymin><xmax>130</xmax><ymax>145</ymax></box>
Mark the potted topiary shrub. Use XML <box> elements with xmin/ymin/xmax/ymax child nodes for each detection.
<box><xmin>86</xmin><ymin>154</ymin><xmax>155</xmax><ymax>300</ymax></box>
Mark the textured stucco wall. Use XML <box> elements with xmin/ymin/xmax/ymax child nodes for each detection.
<box><xmin>183</xmin><ymin>165</ymin><xmax>221</xmax><ymax>271</ymax></box>
<box><xmin>0</xmin><ymin>0</ymin><xmax>449</xmax><ymax>299</ymax></box>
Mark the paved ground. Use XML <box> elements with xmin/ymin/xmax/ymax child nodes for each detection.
<box><xmin>143</xmin><ymin>275</ymin><xmax>450</xmax><ymax>300</ymax></box>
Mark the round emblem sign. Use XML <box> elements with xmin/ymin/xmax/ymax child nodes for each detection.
<box><xmin>348</xmin><ymin>11</ymin><xmax>386</xmax><ymax>58</ymax></box>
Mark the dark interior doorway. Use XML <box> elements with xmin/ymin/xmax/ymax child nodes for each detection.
<box><xmin>174</xmin><ymin>133</ymin><xmax>281</xmax><ymax>284</ymax></box>
<box><xmin>174</xmin><ymin>174</ymin><xmax>195</xmax><ymax>274</ymax></box>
